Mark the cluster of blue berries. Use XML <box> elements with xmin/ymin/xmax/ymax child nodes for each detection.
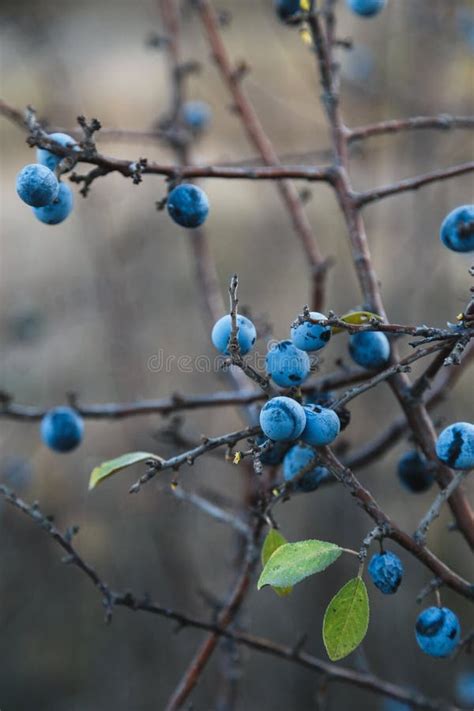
<box><xmin>16</xmin><ymin>133</ymin><xmax>76</xmax><ymax>225</ymax></box>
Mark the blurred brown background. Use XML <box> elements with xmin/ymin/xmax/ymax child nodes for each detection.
<box><xmin>0</xmin><ymin>1</ymin><xmax>473</xmax><ymax>709</ymax></box>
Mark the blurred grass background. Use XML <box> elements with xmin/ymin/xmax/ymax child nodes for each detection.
<box><xmin>0</xmin><ymin>1</ymin><xmax>473</xmax><ymax>709</ymax></box>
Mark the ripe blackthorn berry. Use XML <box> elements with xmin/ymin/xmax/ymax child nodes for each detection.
<box><xmin>265</xmin><ymin>340</ymin><xmax>310</xmax><ymax>387</ymax></box>
<box><xmin>283</xmin><ymin>443</ymin><xmax>329</xmax><ymax>492</ymax></box>
<box><xmin>40</xmin><ymin>407</ymin><xmax>84</xmax><ymax>453</ymax></box>
<box><xmin>349</xmin><ymin>331</ymin><xmax>390</xmax><ymax>369</ymax></box>
<box><xmin>33</xmin><ymin>183</ymin><xmax>74</xmax><ymax>225</ymax></box>
<box><xmin>368</xmin><ymin>551</ymin><xmax>403</xmax><ymax>594</ymax></box>
<box><xmin>397</xmin><ymin>451</ymin><xmax>434</xmax><ymax>493</ymax></box>
<box><xmin>415</xmin><ymin>606</ymin><xmax>461</xmax><ymax>658</ymax></box>
<box><xmin>301</xmin><ymin>404</ymin><xmax>340</xmax><ymax>446</ymax></box>
<box><xmin>440</xmin><ymin>205</ymin><xmax>474</xmax><ymax>253</ymax></box>
<box><xmin>290</xmin><ymin>311</ymin><xmax>331</xmax><ymax>352</ymax></box>
<box><xmin>167</xmin><ymin>184</ymin><xmax>209</xmax><ymax>228</ymax></box>
<box><xmin>37</xmin><ymin>132</ymin><xmax>77</xmax><ymax>171</ymax></box>
<box><xmin>211</xmin><ymin>314</ymin><xmax>256</xmax><ymax>355</ymax></box>
<box><xmin>259</xmin><ymin>396</ymin><xmax>306</xmax><ymax>442</ymax></box>
<box><xmin>436</xmin><ymin>422</ymin><xmax>474</xmax><ymax>470</ymax></box>
<box><xmin>16</xmin><ymin>164</ymin><xmax>59</xmax><ymax>207</ymax></box>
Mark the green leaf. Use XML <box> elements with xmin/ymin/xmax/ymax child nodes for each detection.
<box><xmin>257</xmin><ymin>540</ymin><xmax>342</xmax><ymax>590</ymax></box>
<box><xmin>88</xmin><ymin>452</ymin><xmax>161</xmax><ymax>491</ymax></box>
<box><xmin>261</xmin><ymin>529</ymin><xmax>292</xmax><ymax>597</ymax></box>
<box><xmin>323</xmin><ymin>577</ymin><xmax>370</xmax><ymax>661</ymax></box>
<box><xmin>332</xmin><ymin>311</ymin><xmax>383</xmax><ymax>335</ymax></box>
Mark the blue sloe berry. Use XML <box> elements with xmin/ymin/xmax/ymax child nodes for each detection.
<box><xmin>415</xmin><ymin>606</ymin><xmax>461</xmax><ymax>658</ymax></box>
<box><xmin>368</xmin><ymin>551</ymin><xmax>403</xmax><ymax>594</ymax></box>
<box><xmin>349</xmin><ymin>331</ymin><xmax>390</xmax><ymax>369</ymax></box>
<box><xmin>211</xmin><ymin>314</ymin><xmax>257</xmax><ymax>355</ymax></box>
<box><xmin>259</xmin><ymin>396</ymin><xmax>306</xmax><ymax>442</ymax></box>
<box><xmin>301</xmin><ymin>404</ymin><xmax>340</xmax><ymax>446</ymax></box>
<box><xmin>397</xmin><ymin>451</ymin><xmax>434</xmax><ymax>493</ymax></box>
<box><xmin>36</xmin><ymin>132</ymin><xmax>77</xmax><ymax>171</ymax></box>
<box><xmin>436</xmin><ymin>422</ymin><xmax>474</xmax><ymax>470</ymax></box>
<box><xmin>283</xmin><ymin>443</ymin><xmax>330</xmax><ymax>492</ymax></box>
<box><xmin>265</xmin><ymin>340</ymin><xmax>311</xmax><ymax>387</ymax></box>
<box><xmin>33</xmin><ymin>182</ymin><xmax>74</xmax><ymax>225</ymax></box>
<box><xmin>16</xmin><ymin>164</ymin><xmax>59</xmax><ymax>207</ymax></box>
<box><xmin>440</xmin><ymin>205</ymin><xmax>474</xmax><ymax>253</ymax></box>
<box><xmin>40</xmin><ymin>407</ymin><xmax>84</xmax><ymax>453</ymax></box>
<box><xmin>256</xmin><ymin>436</ymin><xmax>289</xmax><ymax>466</ymax></box>
<box><xmin>167</xmin><ymin>184</ymin><xmax>209</xmax><ymax>228</ymax></box>
<box><xmin>290</xmin><ymin>311</ymin><xmax>331</xmax><ymax>352</ymax></box>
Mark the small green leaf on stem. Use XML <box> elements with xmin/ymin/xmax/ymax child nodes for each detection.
<box><xmin>257</xmin><ymin>539</ymin><xmax>342</xmax><ymax>590</ymax></box>
<box><xmin>261</xmin><ymin>529</ymin><xmax>292</xmax><ymax>597</ymax></box>
<box><xmin>323</xmin><ymin>577</ymin><xmax>370</xmax><ymax>661</ymax></box>
<box><xmin>88</xmin><ymin>452</ymin><xmax>162</xmax><ymax>491</ymax></box>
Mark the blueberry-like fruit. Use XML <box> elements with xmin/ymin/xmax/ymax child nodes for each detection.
<box><xmin>436</xmin><ymin>422</ymin><xmax>474</xmax><ymax>470</ymax></box>
<box><xmin>181</xmin><ymin>101</ymin><xmax>211</xmax><ymax>132</ymax></box>
<box><xmin>16</xmin><ymin>164</ymin><xmax>59</xmax><ymax>207</ymax></box>
<box><xmin>368</xmin><ymin>551</ymin><xmax>403</xmax><ymax>594</ymax></box>
<box><xmin>33</xmin><ymin>182</ymin><xmax>74</xmax><ymax>225</ymax></box>
<box><xmin>36</xmin><ymin>132</ymin><xmax>77</xmax><ymax>171</ymax></box>
<box><xmin>283</xmin><ymin>443</ymin><xmax>329</xmax><ymax>492</ymax></box>
<box><xmin>349</xmin><ymin>331</ymin><xmax>390</xmax><ymax>369</ymax></box>
<box><xmin>301</xmin><ymin>404</ymin><xmax>340</xmax><ymax>446</ymax></box>
<box><xmin>265</xmin><ymin>340</ymin><xmax>310</xmax><ymax>387</ymax></box>
<box><xmin>274</xmin><ymin>0</ymin><xmax>302</xmax><ymax>22</ymax></box>
<box><xmin>397</xmin><ymin>451</ymin><xmax>434</xmax><ymax>493</ymax></box>
<box><xmin>440</xmin><ymin>205</ymin><xmax>474</xmax><ymax>253</ymax></box>
<box><xmin>40</xmin><ymin>406</ymin><xmax>84</xmax><ymax>453</ymax></box>
<box><xmin>259</xmin><ymin>396</ymin><xmax>306</xmax><ymax>442</ymax></box>
<box><xmin>257</xmin><ymin>436</ymin><xmax>289</xmax><ymax>466</ymax></box>
<box><xmin>347</xmin><ymin>0</ymin><xmax>386</xmax><ymax>17</ymax></box>
<box><xmin>167</xmin><ymin>184</ymin><xmax>209</xmax><ymax>228</ymax></box>
<box><xmin>415</xmin><ymin>606</ymin><xmax>461</xmax><ymax>658</ymax></box>
<box><xmin>211</xmin><ymin>314</ymin><xmax>256</xmax><ymax>355</ymax></box>
<box><xmin>290</xmin><ymin>312</ymin><xmax>331</xmax><ymax>352</ymax></box>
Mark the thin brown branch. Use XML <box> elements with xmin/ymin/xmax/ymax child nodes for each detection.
<box><xmin>415</xmin><ymin>470</ymin><xmax>471</xmax><ymax>546</ymax></box>
<box><xmin>332</xmin><ymin>341</ymin><xmax>450</xmax><ymax>409</ymax></box>
<box><xmin>349</xmin><ymin>115</ymin><xmax>474</xmax><ymax>143</ymax></box>
<box><xmin>194</xmin><ymin>1</ymin><xmax>330</xmax><ymax>312</ymax></box>
<box><xmin>356</xmin><ymin>162</ymin><xmax>474</xmax><ymax>207</ymax></box>
<box><xmin>0</xmin><ymin>368</ymin><xmax>370</xmax><ymax>421</ymax></box>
